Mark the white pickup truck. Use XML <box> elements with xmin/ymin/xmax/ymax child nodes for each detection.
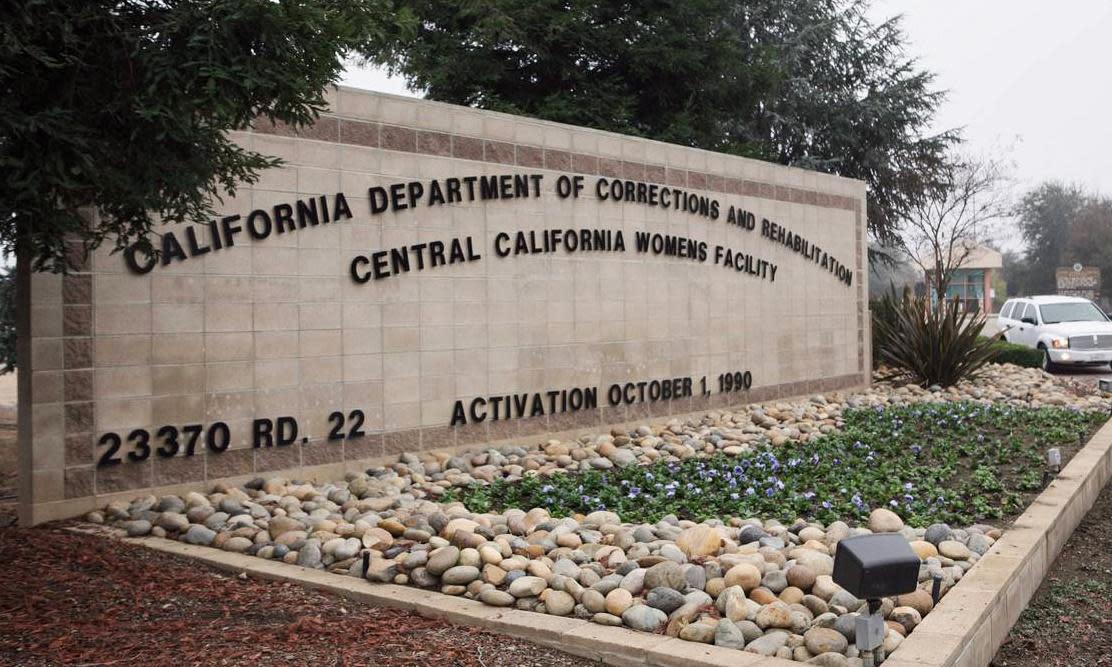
<box><xmin>998</xmin><ymin>295</ymin><xmax>1112</xmax><ymax>371</ymax></box>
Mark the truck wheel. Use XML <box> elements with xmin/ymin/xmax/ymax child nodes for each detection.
<box><xmin>1038</xmin><ymin>345</ymin><xmax>1057</xmax><ymax>373</ymax></box>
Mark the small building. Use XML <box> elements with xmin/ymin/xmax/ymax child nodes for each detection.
<box><xmin>925</xmin><ymin>244</ymin><xmax>1003</xmax><ymax>314</ymax></box>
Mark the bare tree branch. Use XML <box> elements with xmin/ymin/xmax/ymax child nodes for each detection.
<box><xmin>895</xmin><ymin>153</ymin><xmax>1013</xmax><ymax>305</ymax></box>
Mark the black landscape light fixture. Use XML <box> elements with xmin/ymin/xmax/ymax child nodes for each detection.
<box><xmin>833</xmin><ymin>534</ymin><xmax>920</xmax><ymax>667</ymax></box>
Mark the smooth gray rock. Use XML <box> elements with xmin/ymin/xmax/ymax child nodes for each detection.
<box><xmin>124</xmin><ymin>520</ymin><xmax>152</xmax><ymax>537</ymax></box>
<box><xmin>644</xmin><ymin>561</ymin><xmax>686</xmax><ymax>591</ymax></box>
<box><xmin>296</xmin><ymin>539</ymin><xmax>323</xmax><ymax>568</ymax></box>
<box><xmin>441</xmin><ymin>565</ymin><xmax>481</xmax><ymax>585</ymax></box>
<box><xmin>621</xmin><ymin>604</ymin><xmax>668</xmax><ymax>632</ymax></box>
<box><xmin>182</xmin><ymin>524</ymin><xmax>216</xmax><ymax>545</ymax></box>
<box><xmin>645</xmin><ymin>587</ymin><xmax>686</xmax><ymax>614</ymax></box>
<box><xmin>714</xmin><ymin>618</ymin><xmax>748</xmax><ymax>649</ymax></box>
<box><xmin>745</xmin><ymin>630</ymin><xmax>789</xmax><ymax>656</ymax></box>
<box><xmin>924</xmin><ymin>523</ymin><xmax>952</xmax><ymax>546</ymax></box>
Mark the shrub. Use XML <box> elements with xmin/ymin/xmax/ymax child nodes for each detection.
<box><xmin>988</xmin><ymin>338</ymin><xmax>1043</xmax><ymax>368</ymax></box>
<box><xmin>0</xmin><ymin>268</ymin><xmax>14</xmax><ymax>374</ymax></box>
<box><xmin>872</xmin><ymin>290</ymin><xmax>999</xmax><ymax>387</ymax></box>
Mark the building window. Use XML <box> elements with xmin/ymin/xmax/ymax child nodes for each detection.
<box><xmin>944</xmin><ymin>269</ymin><xmax>985</xmax><ymax>312</ymax></box>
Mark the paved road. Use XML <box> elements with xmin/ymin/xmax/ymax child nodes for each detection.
<box><xmin>1050</xmin><ymin>364</ymin><xmax>1112</xmax><ymax>387</ymax></box>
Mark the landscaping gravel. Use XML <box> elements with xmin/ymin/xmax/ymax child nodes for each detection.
<box><xmin>88</xmin><ymin>363</ymin><xmax>1110</xmax><ymax>665</ymax></box>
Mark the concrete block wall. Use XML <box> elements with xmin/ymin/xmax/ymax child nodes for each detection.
<box><xmin>19</xmin><ymin>86</ymin><xmax>869</xmax><ymax>524</ymax></box>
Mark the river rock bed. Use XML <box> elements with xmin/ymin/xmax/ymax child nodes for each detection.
<box><xmin>86</xmin><ymin>365</ymin><xmax>1104</xmax><ymax>665</ymax></box>
<box><xmin>95</xmin><ymin>491</ymin><xmax>986</xmax><ymax>666</ymax></box>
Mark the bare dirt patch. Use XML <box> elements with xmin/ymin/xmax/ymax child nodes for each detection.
<box><xmin>992</xmin><ymin>477</ymin><xmax>1112</xmax><ymax>666</ymax></box>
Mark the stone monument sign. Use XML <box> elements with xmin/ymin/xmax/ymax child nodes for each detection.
<box><xmin>18</xmin><ymin>87</ymin><xmax>869</xmax><ymax>524</ymax></box>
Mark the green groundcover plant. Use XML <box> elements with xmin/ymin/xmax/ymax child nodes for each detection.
<box><xmin>448</xmin><ymin>402</ymin><xmax>1105</xmax><ymax>527</ymax></box>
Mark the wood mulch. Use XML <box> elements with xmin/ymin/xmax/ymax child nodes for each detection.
<box><xmin>0</xmin><ymin>525</ymin><xmax>594</xmax><ymax>667</ymax></box>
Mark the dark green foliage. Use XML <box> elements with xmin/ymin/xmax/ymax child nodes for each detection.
<box><xmin>369</xmin><ymin>0</ymin><xmax>956</xmax><ymax>246</ymax></box>
<box><xmin>872</xmin><ymin>290</ymin><xmax>999</xmax><ymax>387</ymax></box>
<box><xmin>447</xmin><ymin>402</ymin><xmax>1104</xmax><ymax>527</ymax></box>
<box><xmin>1</xmin><ymin>0</ymin><xmax>411</xmax><ymax>271</ymax></box>
<box><xmin>988</xmin><ymin>339</ymin><xmax>1043</xmax><ymax>369</ymax></box>
<box><xmin>869</xmin><ymin>285</ymin><xmax>911</xmax><ymax>366</ymax></box>
<box><xmin>0</xmin><ymin>269</ymin><xmax>14</xmax><ymax>374</ymax></box>
<box><xmin>1010</xmin><ymin>182</ymin><xmax>1090</xmax><ymax>296</ymax></box>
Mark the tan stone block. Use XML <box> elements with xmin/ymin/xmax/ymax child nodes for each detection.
<box><xmin>299</xmin><ymin>277</ymin><xmax>341</xmax><ymax>303</ymax></box>
<box><xmin>382</xmin><ymin>326</ymin><xmax>419</xmax><ymax>353</ymax></box>
<box><xmin>94</xmin><ymin>335</ymin><xmax>151</xmax><ymax>367</ymax></box>
<box><xmin>255</xmin><ymin>331</ymin><xmax>299</xmax><ymax>359</ymax></box>
<box><xmin>95</xmin><ymin>366</ymin><xmax>153</xmax><ymax>398</ymax></box>
<box><xmin>96</xmin><ymin>398</ymin><xmax>152</xmax><ymax>431</ymax></box>
<box><xmin>297</xmin><ymin>247</ymin><xmax>339</xmax><ymax>275</ymax></box>
<box><xmin>341</xmin><ymin>327</ymin><xmax>382</xmax><ymax>355</ymax></box>
<box><xmin>297</xmin><ymin>303</ymin><xmax>341</xmax><ymax>331</ymax></box>
<box><xmin>202</xmin><ymin>332</ymin><xmax>253</xmax><ymax>362</ymax></box>
<box><xmin>205</xmin><ymin>275</ymin><xmax>253</xmax><ymax>302</ymax></box>
<box><xmin>94</xmin><ymin>274</ymin><xmax>151</xmax><ymax>304</ymax></box>
<box><xmin>341</xmin><ymin>302</ymin><xmax>382</xmax><ymax>329</ymax></box>
<box><xmin>152</xmin><ymin>334</ymin><xmax>204</xmax><ymax>364</ymax></box>
<box><xmin>252</xmin><ymin>276</ymin><xmax>299</xmax><ymax>303</ymax></box>
<box><xmin>205</xmin><ymin>390</ymin><xmax>256</xmax><ymax>421</ymax></box>
<box><xmin>255</xmin><ymin>359</ymin><xmax>299</xmax><ymax>389</ymax></box>
<box><xmin>151</xmin><ymin>274</ymin><xmax>205</xmax><ymax>303</ymax></box>
<box><xmin>30</xmin><ymin>305</ymin><xmax>63</xmax><ymax>338</ymax></box>
<box><xmin>206</xmin><ymin>362</ymin><xmax>255</xmax><ymax>392</ymax></box>
<box><xmin>31</xmin><ymin>371</ymin><xmax>63</xmax><ymax>404</ymax></box>
<box><xmin>30</xmin><ymin>271</ymin><xmax>62</xmax><ymax>304</ymax></box>
<box><xmin>253</xmin><ymin>387</ymin><xmax>301</xmax><ymax>418</ymax></box>
<box><xmin>152</xmin><ymin>303</ymin><xmax>204</xmax><ymax>334</ymax></box>
<box><xmin>384</xmin><ymin>402</ymin><xmax>420</xmax><ymax>430</ymax></box>
<box><xmin>381</xmin><ymin>302</ymin><xmax>420</xmax><ymax>327</ymax></box>
<box><xmin>254</xmin><ymin>302</ymin><xmax>299</xmax><ymax>331</ymax></box>
<box><xmin>95</xmin><ymin>304</ymin><xmax>152</xmax><ymax>335</ymax></box>
<box><xmin>342</xmin><ymin>354</ymin><xmax>382</xmax><ymax>382</ymax></box>
<box><xmin>152</xmin><ymin>393</ymin><xmax>204</xmax><ymax>425</ymax></box>
<box><xmin>419</xmin><ymin>325</ymin><xmax>453</xmax><ymax>351</ymax></box>
<box><xmin>342</xmin><ymin>380</ymin><xmax>384</xmax><ymax>409</ymax></box>
<box><xmin>31</xmin><ymin>469</ymin><xmax>64</xmax><ymax>503</ymax></box>
<box><xmin>299</xmin><ymin>329</ymin><xmax>341</xmax><ymax>357</ymax></box>
<box><xmin>299</xmin><ymin>356</ymin><xmax>342</xmax><ymax>385</ymax></box>
<box><xmin>205</xmin><ymin>302</ymin><xmax>253</xmax><ymax>332</ymax></box>
<box><xmin>383</xmin><ymin>351</ymin><xmax>419</xmax><ymax>379</ymax></box>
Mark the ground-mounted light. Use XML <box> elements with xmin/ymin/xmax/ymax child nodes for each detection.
<box><xmin>1043</xmin><ymin>447</ymin><xmax>1062</xmax><ymax>487</ymax></box>
<box><xmin>833</xmin><ymin>534</ymin><xmax>920</xmax><ymax>666</ymax></box>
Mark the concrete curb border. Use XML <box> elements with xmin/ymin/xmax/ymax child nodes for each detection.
<box><xmin>86</xmin><ymin>414</ymin><xmax>1112</xmax><ymax>667</ymax></box>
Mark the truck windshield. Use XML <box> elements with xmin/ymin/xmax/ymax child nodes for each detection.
<box><xmin>1039</xmin><ymin>302</ymin><xmax>1108</xmax><ymax>324</ymax></box>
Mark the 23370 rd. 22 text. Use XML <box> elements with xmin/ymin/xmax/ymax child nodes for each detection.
<box><xmin>95</xmin><ymin>410</ymin><xmax>366</xmax><ymax>468</ymax></box>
